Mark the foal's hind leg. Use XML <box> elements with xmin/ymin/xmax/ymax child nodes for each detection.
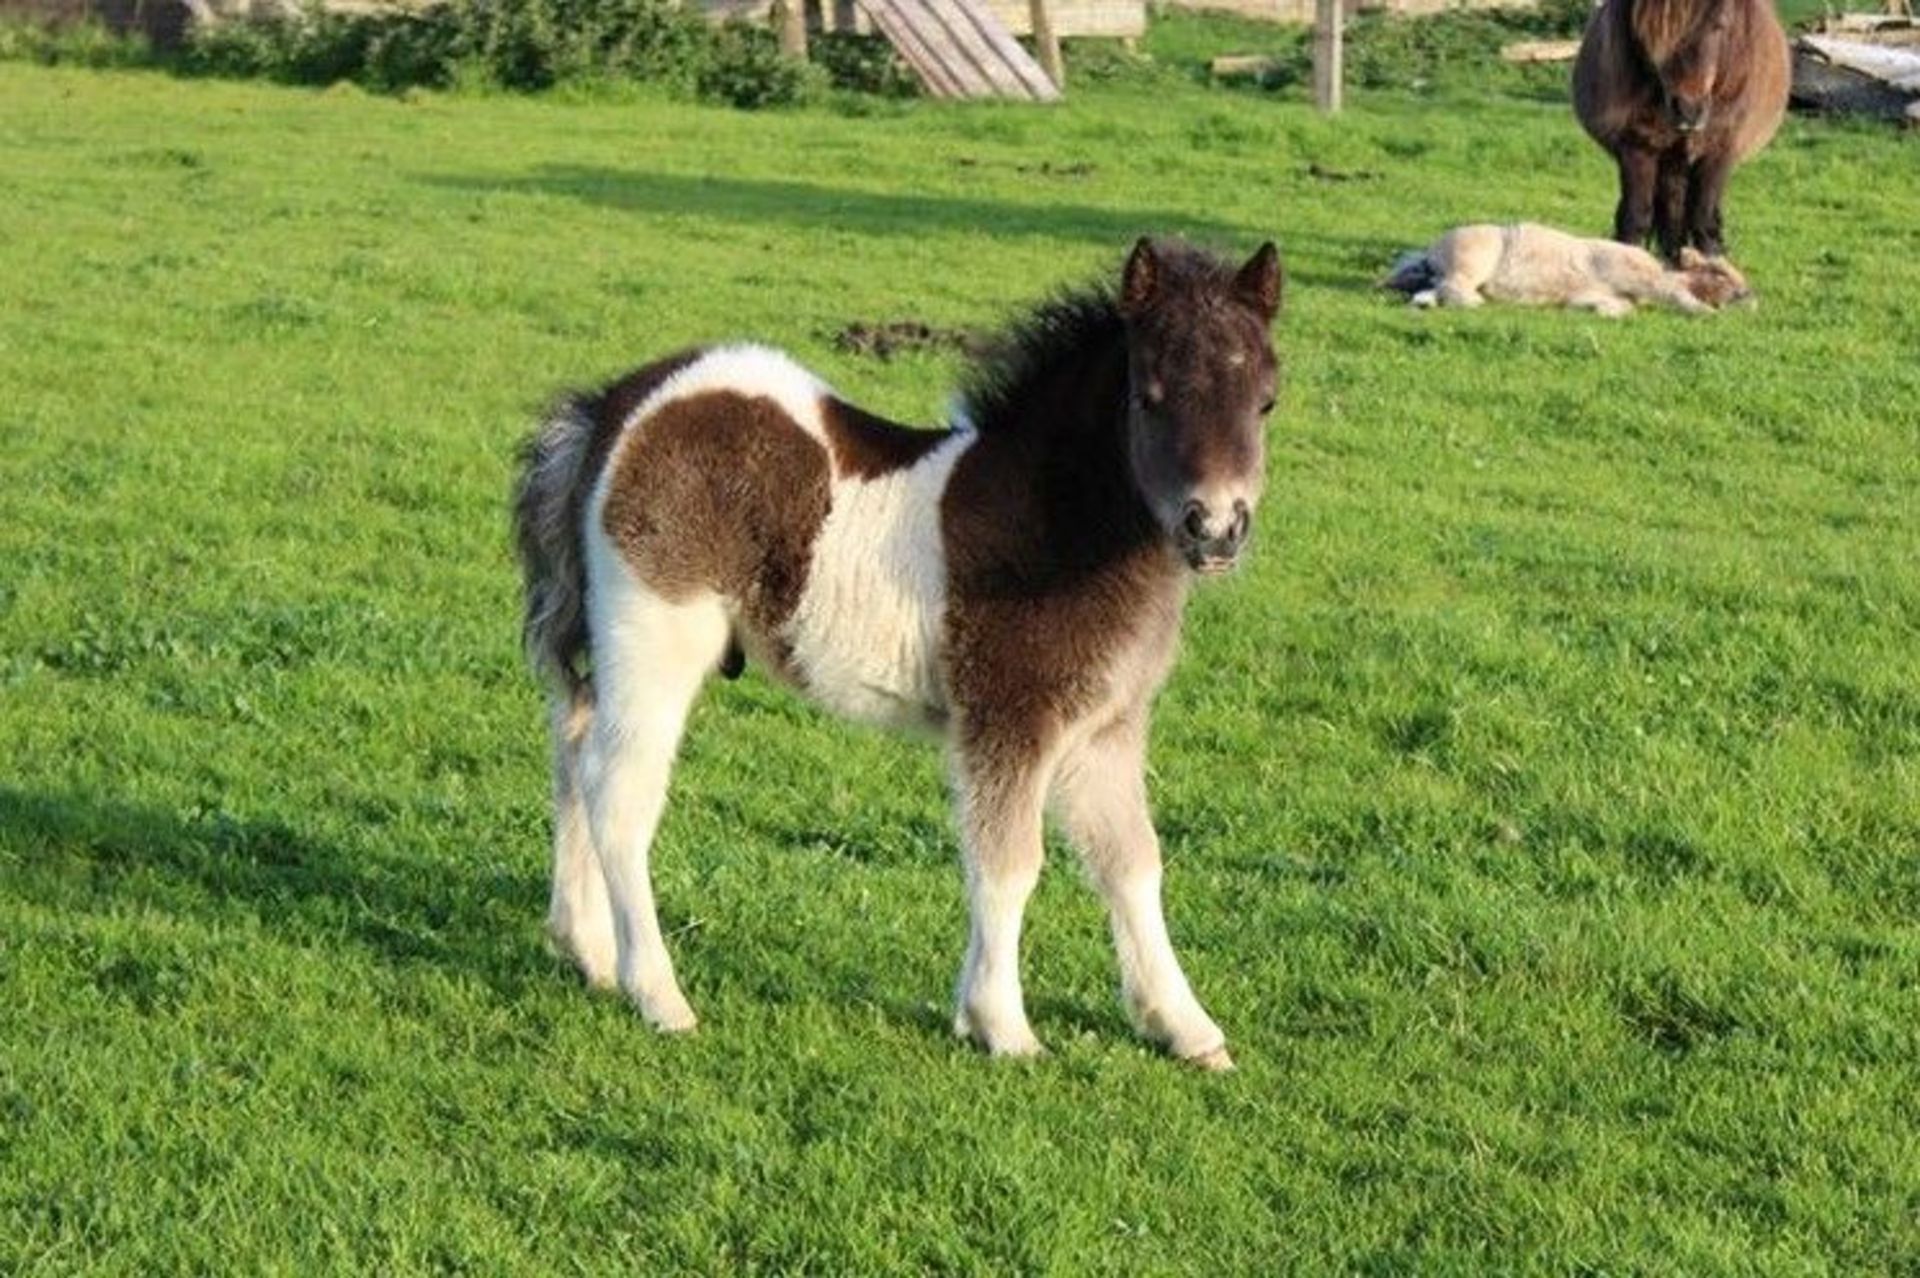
<box><xmin>547</xmin><ymin>690</ymin><xmax>616</xmax><ymax>987</ymax></box>
<box><xmin>1053</xmin><ymin>716</ymin><xmax>1230</xmax><ymax>1069</ymax></box>
<box><xmin>578</xmin><ymin>580</ymin><xmax>727</xmax><ymax>1032</ymax></box>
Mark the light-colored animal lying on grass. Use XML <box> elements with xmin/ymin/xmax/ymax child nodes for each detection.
<box><xmin>1381</xmin><ymin>222</ymin><xmax>1752</xmax><ymax>316</ymax></box>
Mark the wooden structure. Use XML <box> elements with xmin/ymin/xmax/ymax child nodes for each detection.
<box><xmin>702</xmin><ymin>0</ymin><xmax>1141</xmax><ymax>39</ymax></box>
<box><xmin>1793</xmin><ymin>29</ymin><xmax>1920</xmax><ymax>121</ymax></box>
<box><xmin>1172</xmin><ymin>0</ymin><xmax>1527</xmax><ymax>24</ymax></box>
<box><xmin>1312</xmin><ymin>0</ymin><xmax>1340</xmax><ymax>111</ymax></box>
<box><xmin>860</xmin><ymin>0</ymin><xmax>1060</xmax><ymax>97</ymax></box>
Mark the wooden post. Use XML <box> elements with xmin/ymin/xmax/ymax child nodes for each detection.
<box><xmin>1313</xmin><ymin>0</ymin><xmax>1342</xmax><ymax>113</ymax></box>
<box><xmin>1029</xmin><ymin>0</ymin><xmax>1064</xmax><ymax>90</ymax></box>
<box><xmin>774</xmin><ymin>0</ymin><xmax>808</xmax><ymax>60</ymax></box>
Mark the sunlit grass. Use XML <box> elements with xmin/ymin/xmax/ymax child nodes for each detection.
<box><xmin>1</xmin><ymin>47</ymin><xmax>1916</xmax><ymax>1273</ymax></box>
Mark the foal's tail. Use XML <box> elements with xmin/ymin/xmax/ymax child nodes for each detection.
<box><xmin>512</xmin><ymin>396</ymin><xmax>600</xmax><ymax>705</ymax></box>
<box><xmin>1379</xmin><ymin>249</ymin><xmax>1436</xmax><ymax>295</ymax></box>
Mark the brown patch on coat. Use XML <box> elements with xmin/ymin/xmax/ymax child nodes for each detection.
<box><xmin>943</xmin><ymin>446</ymin><xmax>1187</xmax><ymax>780</ymax></box>
<box><xmin>601</xmin><ymin>390</ymin><xmax>830</xmax><ymax>671</ymax></box>
<box><xmin>941</xmin><ymin>242</ymin><xmax>1278</xmax><ymax>785</ymax></box>
<box><xmin>819</xmin><ymin>396</ymin><xmax>949</xmax><ymax>480</ymax></box>
<box><xmin>513</xmin><ymin>348</ymin><xmax>706</xmax><ymax>696</ymax></box>
<box><xmin>572</xmin><ymin>349</ymin><xmax>706</xmax><ymax>486</ymax></box>
<box><xmin>940</xmin><ymin>312</ymin><xmax>1187</xmax><ymax>783</ymax></box>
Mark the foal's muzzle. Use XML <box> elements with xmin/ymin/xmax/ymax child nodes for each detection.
<box><xmin>1178</xmin><ymin>499</ymin><xmax>1251</xmax><ymax>574</ymax></box>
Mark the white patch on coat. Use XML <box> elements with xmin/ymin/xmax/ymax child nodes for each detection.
<box><xmin>613</xmin><ymin>343</ymin><xmax>832</xmax><ymax>446</ymax></box>
<box><xmin>785</xmin><ymin>426</ymin><xmax>975</xmax><ymax>731</ymax></box>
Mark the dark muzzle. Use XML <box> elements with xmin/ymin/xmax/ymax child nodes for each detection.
<box><xmin>1179</xmin><ymin>499</ymin><xmax>1251</xmax><ymax>574</ymax></box>
<box><xmin>1666</xmin><ymin>94</ymin><xmax>1711</xmax><ymax>133</ymax></box>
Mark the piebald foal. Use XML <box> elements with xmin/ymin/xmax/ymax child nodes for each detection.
<box><xmin>513</xmin><ymin>239</ymin><xmax>1282</xmax><ymax>1068</ymax></box>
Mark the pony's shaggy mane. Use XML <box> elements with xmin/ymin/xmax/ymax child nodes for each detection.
<box><xmin>958</xmin><ymin>243</ymin><xmax>1243</xmax><ymax>436</ymax></box>
<box><xmin>958</xmin><ymin>287</ymin><xmax>1124</xmax><ymax>435</ymax></box>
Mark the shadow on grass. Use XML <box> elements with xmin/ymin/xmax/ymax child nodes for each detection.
<box><xmin>2</xmin><ymin>784</ymin><xmax>1150</xmax><ymax>1044</ymax></box>
<box><xmin>421</xmin><ymin>166</ymin><xmax>1376</xmax><ymax>290</ymax></box>
<box><xmin>0</xmin><ymin>786</ymin><xmax>554</xmax><ymax>998</ymax></box>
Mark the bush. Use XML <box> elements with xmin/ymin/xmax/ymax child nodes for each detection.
<box><xmin>0</xmin><ymin>16</ymin><xmax>153</xmax><ymax>67</ymax></box>
<box><xmin>811</xmin><ymin>31</ymin><xmax>918</xmax><ymax>98</ymax></box>
<box><xmin>1342</xmin><ymin>2</ymin><xmax>1591</xmax><ymax>95</ymax></box>
<box><xmin>450</xmin><ymin>0</ymin><xmax>712</xmax><ymax>91</ymax></box>
<box><xmin>1</xmin><ymin>0</ymin><xmax>886</xmax><ymax>108</ymax></box>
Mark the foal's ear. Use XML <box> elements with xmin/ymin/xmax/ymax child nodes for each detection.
<box><xmin>1119</xmin><ymin>237</ymin><xmax>1159</xmax><ymax>317</ymax></box>
<box><xmin>1235</xmin><ymin>241</ymin><xmax>1284</xmax><ymax>321</ymax></box>
<box><xmin>1676</xmin><ymin>246</ymin><xmax>1707</xmax><ymax>269</ymax></box>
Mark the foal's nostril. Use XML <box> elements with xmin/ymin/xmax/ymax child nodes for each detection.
<box><xmin>1227</xmin><ymin>501</ymin><xmax>1251</xmax><ymax>548</ymax></box>
<box><xmin>1181</xmin><ymin>502</ymin><xmax>1210</xmax><ymax>542</ymax></box>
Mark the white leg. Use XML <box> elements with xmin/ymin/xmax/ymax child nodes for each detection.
<box><xmin>1053</xmin><ymin>717</ymin><xmax>1230</xmax><ymax>1069</ymax></box>
<box><xmin>547</xmin><ymin>691</ymin><xmax>616</xmax><ymax>986</ymax></box>
<box><xmin>951</xmin><ymin>755</ymin><xmax>1047</xmax><ymax>1057</ymax></box>
<box><xmin>1435</xmin><ymin>279</ymin><xmax>1484</xmax><ymax>308</ymax></box>
<box><xmin>1571</xmin><ymin>290</ymin><xmax>1634</xmax><ymax>318</ymax></box>
<box><xmin>578</xmin><ymin>581</ymin><xmax>727</xmax><ymax>1033</ymax></box>
<box><xmin>1653</xmin><ymin>281</ymin><xmax>1709</xmax><ymax>314</ymax></box>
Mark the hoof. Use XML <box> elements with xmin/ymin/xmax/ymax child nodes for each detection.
<box><xmin>546</xmin><ymin>927</ymin><xmax>618</xmax><ymax>990</ymax></box>
<box><xmin>644</xmin><ymin>1007</ymin><xmax>698</xmax><ymax>1035</ymax></box>
<box><xmin>1183</xmin><ymin>1045</ymin><xmax>1235</xmax><ymax>1072</ymax></box>
<box><xmin>953</xmin><ymin>1007</ymin><xmax>1045</xmax><ymax>1058</ymax></box>
<box><xmin>632</xmin><ymin>989</ymin><xmax>699</xmax><ymax>1034</ymax></box>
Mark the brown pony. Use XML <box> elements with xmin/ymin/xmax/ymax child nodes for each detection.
<box><xmin>1572</xmin><ymin>0</ymin><xmax>1790</xmax><ymax>262</ymax></box>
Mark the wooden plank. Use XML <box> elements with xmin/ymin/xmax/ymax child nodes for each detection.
<box><xmin>923</xmin><ymin>0</ymin><xmax>1041</xmax><ymax>96</ymax></box>
<box><xmin>955</xmin><ymin>0</ymin><xmax>1060</xmax><ymax>96</ymax></box>
<box><xmin>859</xmin><ymin>0</ymin><xmax>1060</xmax><ymax>99</ymax></box>
<box><xmin>982</xmin><ymin>0</ymin><xmax>1145</xmax><ymax>37</ymax></box>
<box><xmin>864</xmin><ymin>0</ymin><xmax>972</xmax><ymax>95</ymax></box>
<box><xmin>1500</xmin><ymin>38</ymin><xmax>1579</xmax><ymax>62</ymax></box>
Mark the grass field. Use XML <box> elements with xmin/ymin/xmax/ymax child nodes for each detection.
<box><xmin>2</xmin><ymin>23</ymin><xmax>1918</xmax><ymax>1273</ymax></box>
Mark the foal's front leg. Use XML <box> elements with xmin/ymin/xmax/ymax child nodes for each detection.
<box><xmin>950</xmin><ymin>747</ymin><xmax>1049</xmax><ymax>1057</ymax></box>
<box><xmin>1053</xmin><ymin>717</ymin><xmax>1231</xmax><ymax>1069</ymax></box>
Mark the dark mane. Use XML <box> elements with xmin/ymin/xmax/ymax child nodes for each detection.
<box><xmin>958</xmin><ymin>243</ymin><xmax>1243</xmax><ymax>437</ymax></box>
<box><xmin>958</xmin><ymin>286</ymin><xmax>1124</xmax><ymax>436</ymax></box>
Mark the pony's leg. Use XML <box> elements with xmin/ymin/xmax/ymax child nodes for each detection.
<box><xmin>951</xmin><ymin>746</ymin><xmax>1050</xmax><ymax>1057</ymax></box>
<box><xmin>1052</xmin><ymin>717</ymin><xmax>1229</xmax><ymax>1070</ymax></box>
<box><xmin>1613</xmin><ymin>148</ymin><xmax>1657</xmax><ymax>248</ymax></box>
<box><xmin>1649</xmin><ymin>279</ymin><xmax>1709</xmax><ymax>315</ymax></box>
<box><xmin>1654</xmin><ymin>150</ymin><xmax>1690</xmax><ymax>264</ymax></box>
<box><xmin>1570</xmin><ymin>291</ymin><xmax>1635</xmax><ymax>319</ymax></box>
<box><xmin>1434</xmin><ymin>279</ymin><xmax>1483</xmax><ymax>308</ymax></box>
<box><xmin>547</xmin><ymin>690</ymin><xmax>616</xmax><ymax>986</ymax></box>
<box><xmin>1685</xmin><ymin>154</ymin><xmax>1734</xmax><ymax>258</ymax></box>
<box><xmin>578</xmin><ymin>585</ymin><xmax>727</xmax><ymax>1032</ymax></box>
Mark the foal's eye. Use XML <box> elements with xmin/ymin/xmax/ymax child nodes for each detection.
<box><xmin>1258</xmin><ymin>398</ymin><xmax>1277</xmax><ymax>417</ymax></box>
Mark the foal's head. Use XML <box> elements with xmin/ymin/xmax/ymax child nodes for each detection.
<box><xmin>1116</xmin><ymin>239</ymin><xmax>1282</xmax><ymax>574</ymax></box>
<box><xmin>1675</xmin><ymin>246</ymin><xmax>1754</xmax><ymax>306</ymax></box>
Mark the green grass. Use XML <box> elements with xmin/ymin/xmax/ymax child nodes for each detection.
<box><xmin>3</xmin><ymin>35</ymin><xmax>1918</xmax><ymax>1274</ymax></box>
